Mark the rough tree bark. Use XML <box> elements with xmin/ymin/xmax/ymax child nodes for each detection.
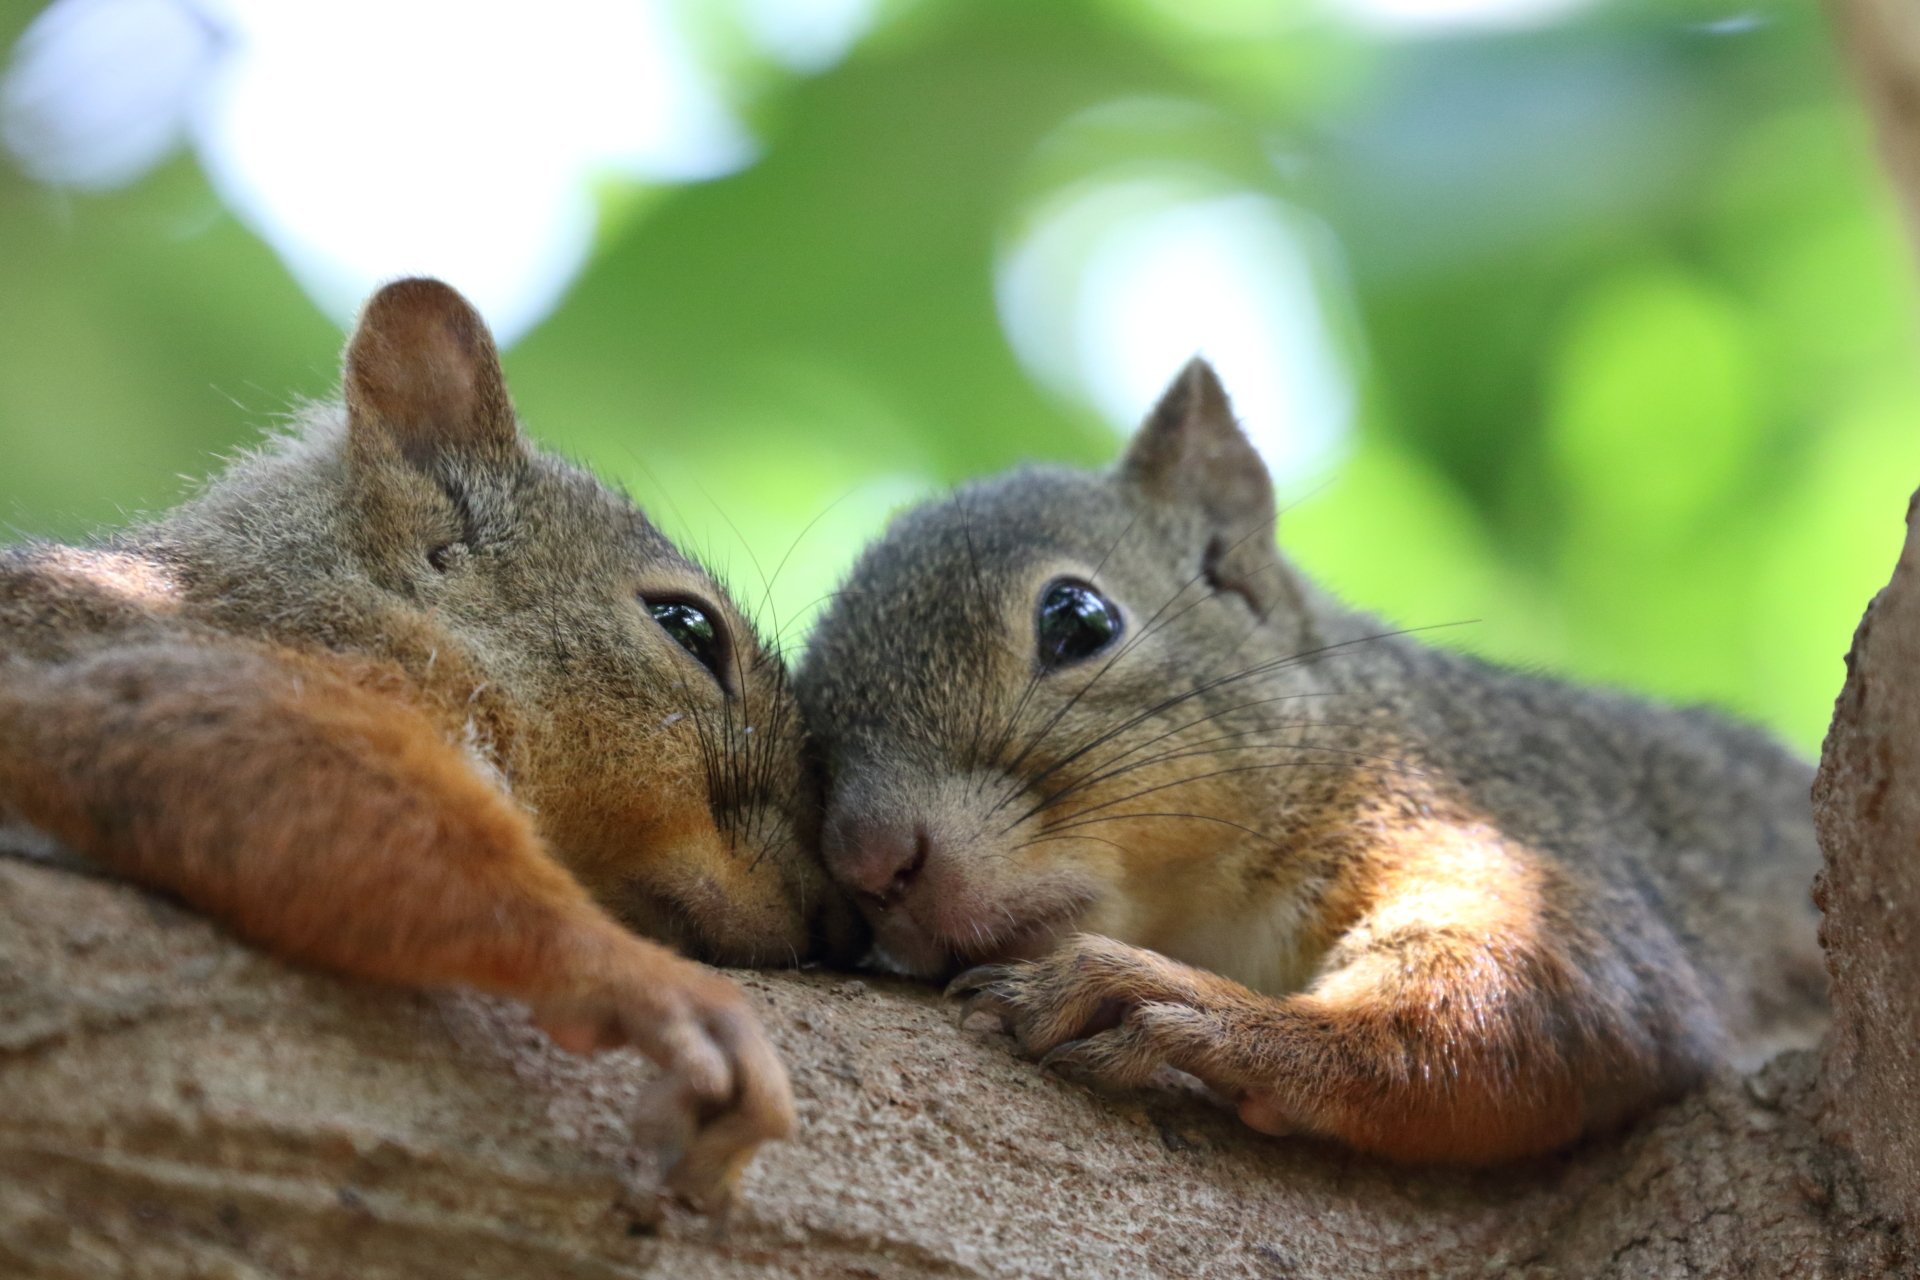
<box><xmin>1814</xmin><ymin>518</ymin><xmax>1920</xmax><ymax>1235</ymax></box>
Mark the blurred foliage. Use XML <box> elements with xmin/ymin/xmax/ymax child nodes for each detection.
<box><xmin>1</xmin><ymin>0</ymin><xmax>1914</xmax><ymax>751</ymax></box>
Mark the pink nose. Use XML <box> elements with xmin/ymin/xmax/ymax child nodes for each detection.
<box><xmin>829</xmin><ymin>817</ymin><xmax>931</xmax><ymax>906</ymax></box>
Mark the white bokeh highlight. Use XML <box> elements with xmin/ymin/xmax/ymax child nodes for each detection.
<box><xmin>198</xmin><ymin>0</ymin><xmax>756</xmax><ymax>343</ymax></box>
<box><xmin>740</xmin><ymin>0</ymin><xmax>878</xmax><ymax>73</ymax></box>
<box><xmin>1</xmin><ymin>0</ymin><xmax>215</xmax><ymax>189</ymax></box>
<box><xmin>1330</xmin><ymin>0</ymin><xmax>1596</xmax><ymax>34</ymax></box>
<box><xmin>3</xmin><ymin>0</ymin><xmax>761</xmax><ymax>343</ymax></box>
<box><xmin>997</xmin><ymin>176</ymin><xmax>1355</xmax><ymax>492</ymax></box>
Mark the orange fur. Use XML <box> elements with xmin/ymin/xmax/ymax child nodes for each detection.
<box><xmin>952</xmin><ymin>777</ymin><xmax>1703</xmax><ymax>1165</ymax></box>
<box><xmin>0</xmin><ymin>638</ymin><xmax>791</xmax><ymax>1201</ymax></box>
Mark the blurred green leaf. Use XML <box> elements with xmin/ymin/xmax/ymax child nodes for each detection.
<box><xmin>1547</xmin><ymin>264</ymin><xmax>1760</xmax><ymax>542</ymax></box>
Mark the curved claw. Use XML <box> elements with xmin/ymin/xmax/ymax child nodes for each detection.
<box><xmin>945</xmin><ymin>963</ymin><xmax>1013</xmax><ymax>999</ymax></box>
<box><xmin>958</xmin><ymin>982</ymin><xmax>1020</xmax><ymax>1030</ymax></box>
<box><xmin>1038</xmin><ymin>1037</ymin><xmax>1090</xmax><ymax>1074</ymax></box>
<box><xmin>1037</xmin><ymin>1035</ymin><xmax>1131</xmax><ymax>1088</ymax></box>
<box><xmin>663</xmin><ymin>1142</ymin><xmax>752</xmax><ymax>1216</ymax></box>
<box><xmin>948</xmin><ymin>964</ymin><xmax>1023</xmax><ymax>1033</ymax></box>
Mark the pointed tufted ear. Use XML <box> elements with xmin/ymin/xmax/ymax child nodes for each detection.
<box><xmin>343</xmin><ymin>277</ymin><xmax>520</xmax><ymax>474</ymax></box>
<box><xmin>1120</xmin><ymin>358</ymin><xmax>1284</xmax><ymax>615</ymax></box>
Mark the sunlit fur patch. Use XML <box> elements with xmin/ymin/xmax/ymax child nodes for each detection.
<box><xmin>460</xmin><ymin>714</ymin><xmax>511</xmax><ymax>795</ymax></box>
<box><xmin>1152</xmin><ymin>873</ymin><xmax>1327</xmax><ymax>998</ymax></box>
<box><xmin>1313</xmin><ymin>783</ymin><xmax>1550</xmax><ymax>974</ymax></box>
<box><xmin>35</xmin><ymin>548</ymin><xmax>181</xmax><ymax>611</ymax></box>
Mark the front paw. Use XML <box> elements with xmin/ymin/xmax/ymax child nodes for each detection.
<box><xmin>656</xmin><ymin>985</ymin><xmax>795</xmax><ymax>1211</ymax></box>
<box><xmin>946</xmin><ymin>934</ymin><xmax>1217</xmax><ymax>1088</ymax></box>
<box><xmin>535</xmin><ymin>930</ymin><xmax>794</xmax><ymax>1211</ymax></box>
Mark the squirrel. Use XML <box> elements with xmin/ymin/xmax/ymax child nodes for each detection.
<box><xmin>0</xmin><ymin>277</ymin><xmax>862</xmax><ymax>1207</ymax></box>
<box><xmin>793</xmin><ymin>358</ymin><xmax>1828</xmax><ymax>1165</ymax></box>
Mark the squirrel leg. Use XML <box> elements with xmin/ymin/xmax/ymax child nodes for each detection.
<box><xmin>952</xmin><ymin>926</ymin><xmax>1676</xmax><ymax>1165</ymax></box>
<box><xmin>0</xmin><ymin>643</ymin><xmax>791</xmax><ymax>1207</ymax></box>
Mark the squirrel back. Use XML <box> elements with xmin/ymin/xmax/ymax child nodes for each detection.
<box><xmin>796</xmin><ymin>358</ymin><xmax>1824</xmax><ymax>1163</ymax></box>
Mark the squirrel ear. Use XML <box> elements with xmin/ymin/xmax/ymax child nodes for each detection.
<box><xmin>1121</xmin><ymin>357</ymin><xmax>1276</xmax><ymax>536</ymax></box>
<box><xmin>1120</xmin><ymin>358</ymin><xmax>1285</xmax><ymax>616</ymax></box>
<box><xmin>343</xmin><ymin>277</ymin><xmax>518</xmax><ymax>472</ymax></box>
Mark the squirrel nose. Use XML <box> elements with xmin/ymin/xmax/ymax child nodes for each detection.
<box><xmin>828</xmin><ymin>817</ymin><xmax>932</xmax><ymax>907</ymax></box>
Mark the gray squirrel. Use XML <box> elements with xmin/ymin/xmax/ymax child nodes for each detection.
<box><xmin>795</xmin><ymin>359</ymin><xmax>1826</xmax><ymax>1163</ymax></box>
<box><xmin>0</xmin><ymin>278</ymin><xmax>861</xmax><ymax>1206</ymax></box>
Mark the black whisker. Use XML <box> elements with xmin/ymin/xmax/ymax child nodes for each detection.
<box><xmin>984</xmin><ymin>513</ymin><xmax>1310</xmax><ymax>808</ymax></box>
<box><xmin>770</xmin><ymin>587</ymin><xmax>872</xmax><ymax>649</ymax></box>
<box><xmin>753</xmin><ymin>486</ymin><xmax>862</xmax><ymax>633</ymax></box>
<box><xmin>986</xmin><ymin>565</ymin><xmax>1211</xmax><ymax>811</ymax></box>
<box><xmin>1011</xmin><ymin>692</ymin><xmax>1339</xmax><ymax>820</ymax></box>
<box><xmin>1038</xmin><ymin>809</ymin><xmax>1279</xmax><ymax>844</ymax></box>
<box><xmin>1013</xmin><ymin>723</ymin><xmax>1415</xmax><ymax>830</ymax></box>
<box><xmin>1041</xmin><ymin>755</ymin><xmax>1423</xmax><ymax>837</ymax></box>
<box><xmin>1006</xmin><ymin>623</ymin><xmax>1469</xmax><ymax>813</ymax></box>
<box><xmin>1008</xmin><ymin>833</ymin><xmax>1131</xmax><ymax>855</ymax></box>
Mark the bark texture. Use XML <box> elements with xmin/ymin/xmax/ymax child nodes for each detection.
<box><xmin>1814</xmin><ymin>495</ymin><xmax>1920</xmax><ymax>1236</ymax></box>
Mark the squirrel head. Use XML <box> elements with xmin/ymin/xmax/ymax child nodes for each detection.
<box><xmin>274</xmin><ymin>278</ymin><xmax>863</xmax><ymax>965</ymax></box>
<box><xmin>797</xmin><ymin>359</ymin><xmax>1322</xmax><ymax>977</ymax></box>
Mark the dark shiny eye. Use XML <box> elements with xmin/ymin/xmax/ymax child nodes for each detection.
<box><xmin>648</xmin><ymin>599</ymin><xmax>725</xmax><ymax>680</ymax></box>
<box><xmin>1036</xmin><ymin>579</ymin><xmax>1123</xmax><ymax>668</ymax></box>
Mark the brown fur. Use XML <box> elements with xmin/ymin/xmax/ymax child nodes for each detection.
<box><xmin>796</xmin><ymin>359</ymin><xmax>1827</xmax><ymax>1166</ymax></box>
<box><xmin>0</xmin><ymin>278</ymin><xmax>862</xmax><ymax>1206</ymax></box>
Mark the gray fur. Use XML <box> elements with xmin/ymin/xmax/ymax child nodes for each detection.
<box><xmin>797</xmin><ymin>370</ymin><xmax>1825</xmax><ymax>1070</ymax></box>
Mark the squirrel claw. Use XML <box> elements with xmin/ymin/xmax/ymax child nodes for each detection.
<box><xmin>945</xmin><ymin>964</ymin><xmax>1012</xmax><ymax>999</ymax></box>
<box><xmin>662</xmin><ymin>1146</ymin><xmax>749</xmax><ymax>1217</ymax></box>
<box><xmin>1031</xmin><ymin>1018</ymin><xmax>1170</xmax><ymax>1091</ymax></box>
<box><xmin>1038</xmin><ymin>1038</ymin><xmax>1090</xmax><ymax>1073</ymax></box>
<box><xmin>948</xmin><ymin>964</ymin><xmax>1021</xmax><ymax>1031</ymax></box>
<box><xmin>1036</xmin><ymin>1036</ymin><xmax>1144</xmax><ymax>1093</ymax></box>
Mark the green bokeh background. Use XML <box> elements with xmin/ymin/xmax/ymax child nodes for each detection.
<box><xmin>1</xmin><ymin>0</ymin><xmax>1913</xmax><ymax>751</ymax></box>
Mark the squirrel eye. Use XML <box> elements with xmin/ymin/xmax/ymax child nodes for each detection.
<box><xmin>647</xmin><ymin>599</ymin><xmax>726</xmax><ymax>681</ymax></box>
<box><xmin>1036</xmin><ymin>579</ymin><xmax>1122</xmax><ymax>668</ymax></box>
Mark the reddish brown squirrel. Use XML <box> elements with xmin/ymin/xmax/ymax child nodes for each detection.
<box><xmin>0</xmin><ymin>278</ymin><xmax>862</xmax><ymax>1206</ymax></box>
<box><xmin>794</xmin><ymin>359</ymin><xmax>1827</xmax><ymax>1166</ymax></box>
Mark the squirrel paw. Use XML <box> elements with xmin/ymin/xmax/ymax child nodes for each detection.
<box><xmin>947</xmin><ymin>934</ymin><xmax>1232</xmax><ymax>1092</ymax></box>
<box><xmin>535</xmin><ymin>947</ymin><xmax>794</xmax><ymax>1212</ymax></box>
